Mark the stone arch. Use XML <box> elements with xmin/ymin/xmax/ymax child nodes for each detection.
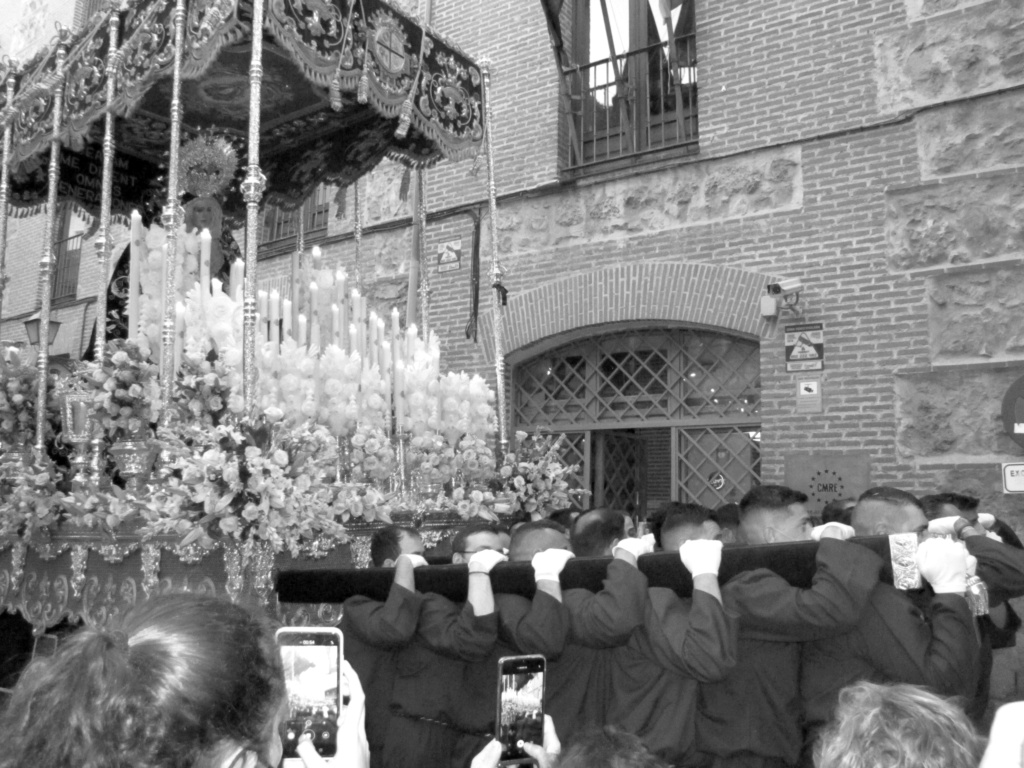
<box><xmin>479</xmin><ymin>261</ymin><xmax>773</xmax><ymax>360</ymax></box>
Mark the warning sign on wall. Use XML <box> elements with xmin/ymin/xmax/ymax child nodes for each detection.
<box><xmin>437</xmin><ymin>238</ymin><xmax>462</xmax><ymax>273</ymax></box>
<box><xmin>785</xmin><ymin>323</ymin><xmax>824</xmax><ymax>372</ymax></box>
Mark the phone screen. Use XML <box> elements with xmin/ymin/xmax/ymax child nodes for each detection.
<box><xmin>496</xmin><ymin>655</ymin><xmax>546</xmax><ymax>764</ymax></box>
<box><xmin>278</xmin><ymin>630</ymin><xmax>342</xmax><ymax>759</ymax></box>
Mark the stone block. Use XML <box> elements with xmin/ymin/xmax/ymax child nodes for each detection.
<box><xmin>927</xmin><ymin>269</ymin><xmax>1024</xmax><ymax>358</ymax></box>
<box><xmin>474</xmin><ymin>146</ymin><xmax>801</xmax><ymax>254</ymax></box>
<box><xmin>875</xmin><ymin>0</ymin><xmax>1024</xmax><ymax>113</ymax></box>
<box><xmin>917</xmin><ymin>91</ymin><xmax>1024</xmax><ymax>177</ymax></box>
<box><xmin>885</xmin><ymin>172</ymin><xmax>1024</xmax><ymax>270</ymax></box>
<box><xmin>894</xmin><ymin>368</ymin><xmax>1024</xmax><ymax>457</ymax></box>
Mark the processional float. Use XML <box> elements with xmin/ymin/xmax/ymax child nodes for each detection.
<box><xmin>0</xmin><ymin>0</ymin><xmax>522</xmax><ymax>630</ymax></box>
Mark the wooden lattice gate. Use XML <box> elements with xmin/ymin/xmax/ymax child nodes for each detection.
<box><xmin>512</xmin><ymin>326</ymin><xmax>761</xmax><ymax>516</ymax></box>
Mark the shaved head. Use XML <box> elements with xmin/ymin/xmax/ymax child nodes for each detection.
<box><xmin>510</xmin><ymin>524</ymin><xmax>570</xmax><ymax>562</ymax></box>
<box><xmin>851</xmin><ymin>499</ymin><xmax>927</xmax><ymax>536</ymax></box>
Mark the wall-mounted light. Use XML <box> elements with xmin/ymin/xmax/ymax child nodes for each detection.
<box><xmin>24</xmin><ymin>311</ymin><xmax>62</xmax><ymax>346</ymax></box>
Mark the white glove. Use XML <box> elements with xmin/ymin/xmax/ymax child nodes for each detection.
<box><xmin>916</xmin><ymin>537</ymin><xmax>969</xmax><ymax>594</ymax></box>
<box><xmin>532</xmin><ymin>549</ymin><xmax>575</xmax><ymax>582</ymax></box>
<box><xmin>977</xmin><ymin>513</ymin><xmax>996</xmax><ymax>529</ymax></box>
<box><xmin>927</xmin><ymin>516</ymin><xmax>964</xmax><ymax>536</ymax></box>
<box><xmin>468</xmin><ymin>549</ymin><xmax>507</xmax><ymax>574</ymax></box>
<box><xmin>811</xmin><ymin>522</ymin><xmax>855</xmax><ymax>541</ymax></box>
<box><xmin>396</xmin><ymin>553</ymin><xmax>428</xmax><ymax>569</ymax></box>
<box><xmin>966</xmin><ymin>553</ymin><xmax>978</xmax><ymax>578</ymax></box>
<box><xmin>613</xmin><ymin>533</ymin><xmax>655</xmax><ymax>560</ymax></box>
<box><xmin>679</xmin><ymin>539</ymin><xmax>723</xmax><ymax>578</ymax></box>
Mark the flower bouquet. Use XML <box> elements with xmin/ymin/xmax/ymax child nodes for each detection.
<box><xmin>141</xmin><ymin>418</ymin><xmax>352</xmax><ymax>556</ymax></box>
<box><xmin>493</xmin><ymin>430</ymin><xmax>586</xmax><ymax>518</ymax></box>
<box><xmin>0</xmin><ymin>347</ymin><xmax>60</xmax><ymax>450</ymax></box>
<box><xmin>174</xmin><ymin>352</ymin><xmax>242</xmax><ymax>427</ymax></box>
<box><xmin>77</xmin><ymin>339</ymin><xmax>161</xmax><ymax>440</ymax></box>
<box><xmin>0</xmin><ymin>451</ymin><xmax>65</xmax><ymax>540</ymax></box>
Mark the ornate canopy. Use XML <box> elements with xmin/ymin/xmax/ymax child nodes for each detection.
<box><xmin>1</xmin><ymin>0</ymin><xmax>485</xmax><ymax>223</ymax></box>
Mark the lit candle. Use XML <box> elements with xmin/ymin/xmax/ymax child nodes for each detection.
<box><xmin>368</xmin><ymin>311</ymin><xmax>378</xmax><ymax>368</ymax></box>
<box><xmin>297</xmin><ymin>313</ymin><xmax>308</xmax><ymax>348</ymax></box>
<box><xmin>331</xmin><ymin>304</ymin><xmax>340</xmax><ymax>346</ymax></box>
<box><xmin>312</xmin><ymin>245</ymin><xmax>322</xmax><ymax>270</ymax></box>
<box><xmin>269</xmin><ymin>289</ymin><xmax>281</xmax><ymax>349</ymax></box>
<box><xmin>391</xmin><ymin>306</ymin><xmax>400</xmax><ymax>342</ymax></box>
<box><xmin>406</xmin><ymin>323</ymin><xmax>418</xmax><ymax>360</ymax></box>
<box><xmin>381</xmin><ymin>339</ymin><xmax>391</xmax><ymax>378</ymax></box>
<box><xmin>282</xmin><ymin>298</ymin><xmax>293</xmax><ymax>341</ymax></box>
<box><xmin>199</xmin><ymin>228</ymin><xmax>212</xmax><ymax>299</ymax></box>
<box><xmin>340</xmin><ymin>294</ymin><xmax>349</xmax><ymax>353</ymax></box>
<box><xmin>309</xmin><ymin>281</ymin><xmax>319</xmax><ymax>330</ymax></box>
<box><xmin>258</xmin><ymin>289</ymin><xmax>268</xmax><ymax>320</ymax></box>
<box><xmin>376</xmin><ymin>317</ymin><xmax>386</xmax><ymax>372</ymax></box>
<box><xmin>335</xmin><ymin>270</ymin><xmax>346</xmax><ymax>308</ymax></box>
<box><xmin>127</xmin><ymin>210</ymin><xmax>142</xmax><ymax>338</ymax></box>
<box><xmin>395</xmin><ymin>360</ymin><xmax>406</xmax><ymax>431</ymax></box>
<box><xmin>230</xmin><ymin>259</ymin><xmax>244</xmax><ymax>303</ymax></box>
<box><xmin>311</xmin><ymin>319</ymin><xmax>321</xmax><ymax>352</ymax></box>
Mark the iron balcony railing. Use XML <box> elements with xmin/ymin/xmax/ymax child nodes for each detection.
<box><xmin>562</xmin><ymin>33</ymin><xmax>698</xmax><ymax>171</ymax></box>
<box><xmin>53</xmin><ymin>232</ymin><xmax>83</xmax><ymax>301</ymax></box>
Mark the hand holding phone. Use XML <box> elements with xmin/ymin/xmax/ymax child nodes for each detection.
<box><xmin>496</xmin><ymin>655</ymin><xmax>546</xmax><ymax>765</ymax></box>
<box><xmin>276</xmin><ymin>627</ymin><xmax>343</xmax><ymax>764</ymax></box>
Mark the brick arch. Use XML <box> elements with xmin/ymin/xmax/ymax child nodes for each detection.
<box><xmin>479</xmin><ymin>262</ymin><xmax>772</xmax><ymax>361</ymax></box>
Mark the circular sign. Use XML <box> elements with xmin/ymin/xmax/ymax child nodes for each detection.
<box><xmin>1002</xmin><ymin>373</ymin><xmax>1024</xmax><ymax>449</ymax></box>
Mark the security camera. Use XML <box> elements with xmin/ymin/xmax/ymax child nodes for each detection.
<box><xmin>766</xmin><ymin>277</ymin><xmax>804</xmax><ymax>297</ymax></box>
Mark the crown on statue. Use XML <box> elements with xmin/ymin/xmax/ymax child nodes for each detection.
<box><xmin>178</xmin><ymin>133</ymin><xmax>238</xmax><ymax>199</ymax></box>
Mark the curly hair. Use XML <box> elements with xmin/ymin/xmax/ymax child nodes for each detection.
<box><xmin>557</xmin><ymin>725</ymin><xmax>670</xmax><ymax>768</ymax></box>
<box><xmin>0</xmin><ymin>593</ymin><xmax>285</xmax><ymax>768</ymax></box>
<box><xmin>814</xmin><ymin>681</ymin><xmax>984</xmax><ymax>768</ymax></box>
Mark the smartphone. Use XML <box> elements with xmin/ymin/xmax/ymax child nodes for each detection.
<box><xmin>275</xmin><ymin>627</ymin><xmax>343</xmax><ymax>763</ymax></box>
<box><xmin>496</xmin><ymin>654</ymin><xmax>546</xmax><ymax>765</ymax></box>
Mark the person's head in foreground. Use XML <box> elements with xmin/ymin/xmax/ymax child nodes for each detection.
<box><xmin>850</xmin><ymin>486</ymin><xmax>928</xmax><ymax>537</ymax></box>
<box><xmin>738</xmin><ymin>485</ymin><xmax>813</xmax><ymax>544</ymax></box>
<box><xmin>558</xmin><ymin>725</ymin><xmax>670</xmax><ymax>768</ymax></box>
<box><xmin>814</xmin><ymin>681</ymin><xmax>984</xmax><ymax>768</ymax></box>
<box><xmin>370</xmin><ymin>524</ymin><xmax>424</xmax><ymax>567</ymax></box>
<box><xmin>0</xmin><ymin>593</ymin><xmax>285</xmax><ymax>768</ymax></box>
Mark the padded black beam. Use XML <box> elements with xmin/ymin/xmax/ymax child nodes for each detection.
<box><xmin>275</xmin><ymin>536</ymin><xmax>896</xmax><ymax>604</ymax></box>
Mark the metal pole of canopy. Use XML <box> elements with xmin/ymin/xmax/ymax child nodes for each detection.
<box><xmin>93</xmin><ymin>7</ymin><xmax>122</xmax><ymax>365</ymax></box>
<box><xmin>480</xmin><ymin>59</ymin><xmax>508</xmax><ymax>455</ymax></box>
<box><xmin>0</xmin><ymin>65</ymin><xmax>17</xmax><ymax>329</ymax></box>
<box><xmin>241</xmin><ymin>0</ymin><xmax>269</xmax><ymax>415</ymax></box>
<box><xmin>158</xmin><ymin>0</ymin><xmax>188</xmax><ymax>420</ymax></box>
<box><xmin>35</xmin><ymin>33</ymin><xmax>70</xmax><ymax>456</ymax></box>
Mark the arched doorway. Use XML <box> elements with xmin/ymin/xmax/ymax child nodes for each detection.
<box><xmin>511</xmin><ymin>325</ymin><xmax>761</xmax><ymax>515</ymax></box>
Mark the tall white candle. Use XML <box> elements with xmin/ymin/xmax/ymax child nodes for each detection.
<box><xmin>340</xmin><ymin>296</ymin><xmax>349</xmax><ymax>353</ymax></box>
<box><xmin>309</xmin><ymin>281</ymin><xmax>319</xmax><ymax>328</ymax></box>
<box><xmin>311</xmin><ymin>319</ymin><xmax>321</xmax><ymax>352</ymax></box>
<box><xmin>269</xmin><ymin>289</ymin><xmax>281</xmax><ymax>350</ymax></box>
<box><xmin>395</xmin><ymin>360</ymin><xmax>406</xmax><ymax>431</ymax></box>
<box><xmin>297</xmin><ymin>313</ymin><xmax>308</xmax><ymax>348</ymax></box>
<box><xmin>335</xmin><ymin>270</ymin><xmax>346</xmax><ymax>308</ymax></box>
<box><xmin>391</xmin><ymin>306</ymin><xmax>400</xmax><ymax>342</ymax></box>
<box><xmin>230</xmin><ymin>259</ymin><xmax>244</xmax><ymax>303</ymax></box>
<box><xmin>127</xmin><ymin>210</ymin><xmax>143</xmax><ymax>339</ymax></box>
<box><xmin>282</xmin><ymin>298</ymin><xmax>293</xmax><ymax>341</ymax></box>
<box><xmin>199</xmin><ymin>228</ymin><xmax>212</xmax><ymax>299</ymax></box>
<box><xmin>331</xmin><ymin>304</ymin><xmax>340</xmax><ymax>346</ymax></box>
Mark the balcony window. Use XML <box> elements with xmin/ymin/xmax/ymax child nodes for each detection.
<box><xmin>260</xmin><ymin>184</ymin><xmax>331</xmax><ymax>246</ymax></box>
<box><xmin>563</xmin><ymin>0</ymin><xmax>697</xmax><ymax>171</ymax></box>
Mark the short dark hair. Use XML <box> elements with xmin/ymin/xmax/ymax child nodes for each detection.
<box><xmin>820</xmin><ymin>498</ymin><xmax>855</xmax><ymax>526</ymax></box>
<box><xmin>661</xmin><ymin>504</ymin><xmax>714</xmax><ymax>541</ymax></box>
<box><xmin>369</xmin><ymin>525</ymin><xmax>419</xmax><ymax>567</ymax></box>
<box><xmin>857</xmin><ymin>486</ymin><xmax>923</xmax><ymax>511</ymax></box>
<box><xmin>711</xmin><ymin>502</ymin><xmax>741</xmax><ymax>529</ymax></box>
<box><xmin>919</xmin><ymin>492</ymin><xmax>980</xmax><ymax>520</ymax></box>
<box><xmin>548</xmin><ymin>509</ymin><xmax>576</xmax><ymax>529</ymax></box>
<box><xmin>571</xmin><ymin>509</ymin><xmax>626</xmax><ymax>557</ymax></box>
<box><xmin>648</xmin><ymin>501</ymin><xmax>695</xmax><ymax>548</ymax></box>
<box><xmin>451</xmin><ymin>522</ymin><xmax>502</xmax><ymax>554</ymax></box>
<box><xmin>739</xmin><ymin>485</ymin><xmax>809</xmax><ymax>517</ymax></box>
<box><xmin>558</xmin><ymin>725</ymin><xmax>670</xmax><ymax>768</ymax></box>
